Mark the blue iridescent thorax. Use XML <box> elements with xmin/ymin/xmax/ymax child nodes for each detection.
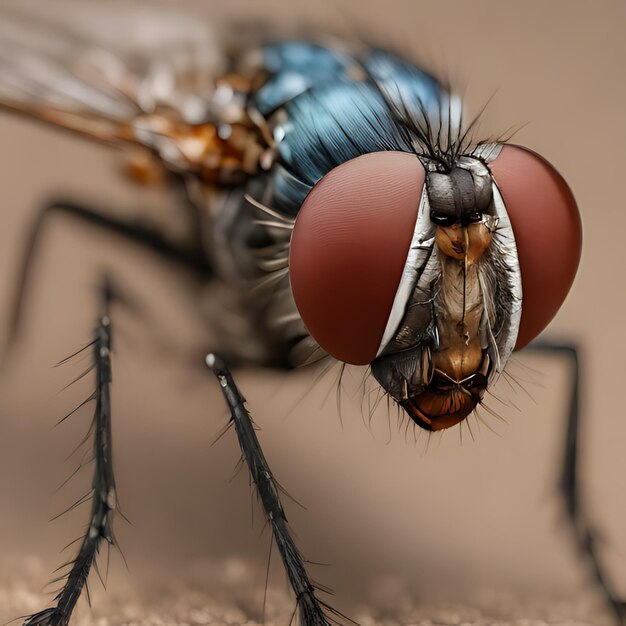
<box><xmin>246</xmin><ymin>42</ymin><xmax>446</xmax><ymax>216</ymax></box>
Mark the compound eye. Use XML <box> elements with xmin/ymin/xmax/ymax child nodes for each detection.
<box><xmin>488</xmin><ymin>145</ymin><xmax>582</xmax><ymax>349</ymax></box>
<box><xmin>289</xmin><ymin>151</ymin><xmax>426</xmax><ymax>365</ymax></box>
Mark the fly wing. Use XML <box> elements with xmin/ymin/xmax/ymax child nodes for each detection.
<box><xmin>0</xmin><ymin>4</ymin><xmax>227</xmax><ymax>155</ymax></box>
<box><xmin>0</xmin><ymin>11</ymin><xmax>133</xmax><ymax>144</ymax></box>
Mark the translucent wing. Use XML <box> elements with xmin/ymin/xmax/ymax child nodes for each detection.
<box><xmin>0</xmin><ymin>4</ymin><xmax>237</xmax><ymax>175</ymax></box>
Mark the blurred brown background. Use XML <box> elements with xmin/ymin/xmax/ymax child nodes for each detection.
<box><xmin>0</xmin><ymin>0</ymin><xmax>624</xmax><ymax>624</ymax></box>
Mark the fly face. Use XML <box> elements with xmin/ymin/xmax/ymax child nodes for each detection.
<box><xmin>289</xmin><ymin>146</ymin><xmax>581</xmax><ymax>432</ymax></box>
<box><xmin>371</xmin><ymin>157</ymin><xmax>502</xmax><ymax>431</ymax></box>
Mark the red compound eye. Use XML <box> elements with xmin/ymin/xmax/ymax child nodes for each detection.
<box><xmin>488</xmin><ymin>145</ymin><xmax>582</xmax><ymax>350</ymax></box>
<box><xmin>289</xmin><ymin>151</ymin><xmax>426</xmax><ymax>365</ymax></box>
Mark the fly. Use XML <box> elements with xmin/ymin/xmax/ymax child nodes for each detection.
<box><xmin>0</xmin><ymin>6</ymin><xmax>620</xmax><ymax>626</ymax></box>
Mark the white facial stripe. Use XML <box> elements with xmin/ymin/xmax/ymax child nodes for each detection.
<box><xmin>487</xmin><ymin>181</ymin><xmax>523</xmax><ymax>378</ymax></box>
<box><xmin>376</xmin><ymin>190</ymin><xmax>435</xmax><ymax>357</ymax></box>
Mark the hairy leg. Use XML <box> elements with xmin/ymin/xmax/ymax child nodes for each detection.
<box><xmin>206</xmin><ymin>354</ymin><xmax>348</xmax><ymax>626</ymax></box>
<box><xmin>528</xmin><ymin>340</ymin><xmax>624</xmax><ymax>625</ymax></box>
<box><xmin>23</xmin><ymin>283</ymin><xmax>118</xmax><ymax>626</ymax></box>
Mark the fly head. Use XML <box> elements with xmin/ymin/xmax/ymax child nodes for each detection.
<box><xmin>288</xmin><ymin>147</ymin><xmax>581</xmax><ymax>432</ymax></box>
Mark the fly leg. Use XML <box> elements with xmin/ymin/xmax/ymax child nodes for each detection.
<box><xmin>23</xmin><ymin>281</ymin><xmax>118</xmax><ymax>626</ymax></box>
<box><xmin>4</xmin><ymin>199</ymin><xmax>212</xmax><ymax>363</ymax></box>
<box><xmin>205</xmin><ymin>354</ymin><xmax>346</xmax><ymax>626</ymax></box>
<box><xmin>528</xmin><ymin>340</ymin><xmax>625</xmax><ymax>625</ymax></box>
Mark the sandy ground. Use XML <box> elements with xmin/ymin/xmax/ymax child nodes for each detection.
<box><xmin>0</xmin><ymin>560</ymin><xmax>602</xmax><ymax>626</ymax></box>
<box><xmin>0</xmin><ymin>594</ymin><xmax>602</xmax><ymax>626</ymax></box>
<box><xmin>0</xmin><ymin>1</ymin><xmax>625</xmax><ymax>625</ymax></box>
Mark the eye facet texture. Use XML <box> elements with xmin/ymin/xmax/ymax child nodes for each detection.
<box><xmin>289</xmin><ymin>151</ymin><xmax>426</xmax><ymax>365</ymax></box>
<box><xmin>488</xmin><ymin>145</ymin><xmax>582</xmax><ymax>349</ymax></box>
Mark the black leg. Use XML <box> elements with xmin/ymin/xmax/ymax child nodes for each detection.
<box><xmin>205</xmin><ymin>354</ymin><xmax>347</xmax><ymax>626</ymax></box>
<box><xmin>4</xmin><ymin>199</ymin><xmax>211</xmax><ymax>361</ymax></box>
<box><xmin>528</xmin><ymin>340</ymin><xmax>624</xmax><ymax>625</ymax></box>
<box><xmin>23</xmin><ymin>284</ymin><xmax>118</xmax><ymax>626</ymax></box>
